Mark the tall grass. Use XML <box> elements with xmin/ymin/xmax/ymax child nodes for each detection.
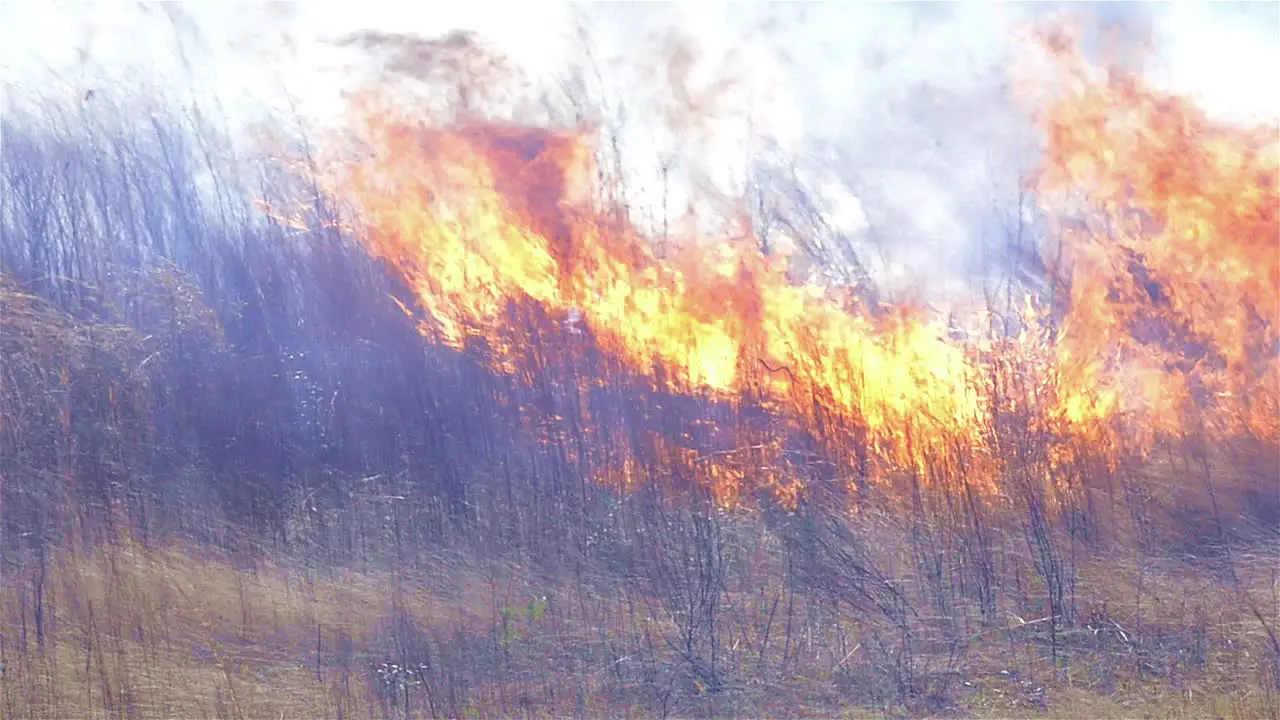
<box><xmin>1</xmin><ymin>53</ymin><xmax>1277</xmax><ymax>720</ymax></box>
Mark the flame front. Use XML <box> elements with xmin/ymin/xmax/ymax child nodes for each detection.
<box><xmin>314</xmin><ymin>32</ymin><xmax>1278</xmax><ymax>509</ymax></box>
<box><xmin>1032</xmin><ymin>28</ymin><xmax>1279</xmax><ymax>450</ymax></box>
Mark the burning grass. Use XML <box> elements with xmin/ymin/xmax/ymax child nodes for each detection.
<box><xmin>2</xmin><ymin>15</ymin><xmax>1278</xmax><ymax>720</ymax></box>
<box><xmin>311</xmin><ymin>28</ymin><xmax>1278</xmax><ymax>513</ymax></box>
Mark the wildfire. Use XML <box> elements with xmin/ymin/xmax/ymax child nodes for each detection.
<box><xmin>1032</xmin><ymin>26</ymin><xmax>1280</xmax><ymax>448</ymax></box>
<box><xmin>311</xmin><ymin>28</ymin><xmax>1278</xmax><ymax>509</ymax></box>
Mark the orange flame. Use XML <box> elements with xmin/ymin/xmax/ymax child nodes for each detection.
<box><xmin>311</xmin><ymin>28</ymin><xmax>1278</xmax><ymax>509</ymax></box>
<box><xmin>1031</xmin><ymin>26</ymin><xmax>1279</xmax><ymax>447</ymax></box>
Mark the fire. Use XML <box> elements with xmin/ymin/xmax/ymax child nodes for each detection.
<box><xmin>1032</xmin><ymin>26</ymin><xmax>1280</xmax><ymax>447</ymax></box>
<box><xmin>311</xmin><ymin>28</ymin><xmax>1278</xmax><ymax>509</ymax></box>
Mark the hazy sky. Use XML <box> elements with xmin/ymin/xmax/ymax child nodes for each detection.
<box><xmin>2</xmin><ymin>1</ymin><xmax>1277</xmax><ymax>303</ymax></box>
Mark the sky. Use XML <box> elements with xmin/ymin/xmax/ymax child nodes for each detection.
<box><xmin>2</xmin><ymin>1</ymin><xmax>1277</xmax><ymax>304</ymax></box>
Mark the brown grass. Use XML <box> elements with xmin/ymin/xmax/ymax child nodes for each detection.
<box><xmin>2</xmin><ymin>522</ymin><xmax>1276</xmax><ymax>719</ymax></box>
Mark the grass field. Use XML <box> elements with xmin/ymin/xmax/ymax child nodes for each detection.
<box><xmin>4</xmin><ymin>505</ymin><xmax>1276</xmax><ymax>719</ymax></box>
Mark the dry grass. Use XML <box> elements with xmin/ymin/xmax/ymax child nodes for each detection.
<box><xmin>2</xmin><ymin>522</ymin><xmax>1276</xmax><ymax>719</ymax></box>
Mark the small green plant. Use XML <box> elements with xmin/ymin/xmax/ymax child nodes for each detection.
<box><xmin>527</xmin><ymin>595</ymin><xmax>548</xmax><ymax>624</ymax></box>
<box><xmin>499</xmin><ymin>606</ymin><xmax>520</xmax><ymax>648</ymax></box>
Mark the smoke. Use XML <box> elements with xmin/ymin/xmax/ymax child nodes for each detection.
<box><xmin>4</xmin><ymin>1</ymin><xmax>1275</xmax><ymax>306</ymax></box>
<box><xmin>571</xmin><ymin>2</ymin><xmax>1277</xmax><ymax>306</ymax></box>
<box><xmin>753</xmin><ymin>5</ymin><xmax>1033</xmax><ymax>303</ymax></box>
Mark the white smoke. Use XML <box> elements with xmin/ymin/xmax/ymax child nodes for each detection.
<box><xmin>3</xmin><ymin>1</ymin><xmax>1274</xmax><ymax>306</ymax></box>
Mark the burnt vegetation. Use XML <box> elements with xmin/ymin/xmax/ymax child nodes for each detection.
<box><xmin>2</xmin><ymin>58</ymin><xmax>1279</xmax><ymax>720</ymax></box>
